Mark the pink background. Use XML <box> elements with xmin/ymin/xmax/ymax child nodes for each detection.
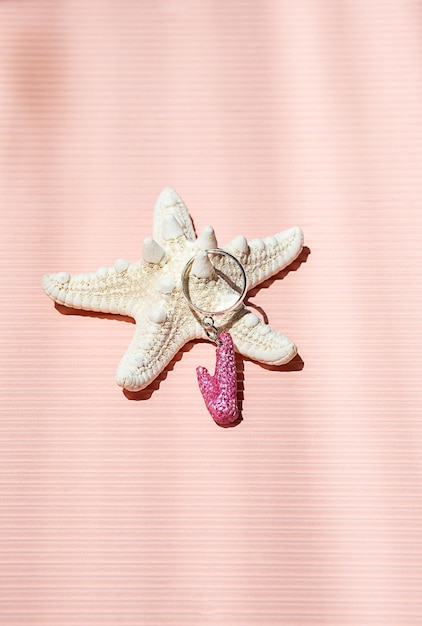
<box><xmin>1</xmin><ymin>0</ymin><xmax>422</xmax><ymax>624</ymax></box>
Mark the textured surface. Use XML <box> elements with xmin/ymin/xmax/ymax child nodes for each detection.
<box><xmin>42</xmin><ymin>187</ymin><xmax>303</xmax><ymax>391</ymax></box>
<box><xmin>197</xmin><ymin>333</ymin><xmax>239</xmax><ymax>426</ymax></box>
<box><xmin>1</xmin><ymin>1</ymin><xmax>422</xmax><ymax>625</ymax></box>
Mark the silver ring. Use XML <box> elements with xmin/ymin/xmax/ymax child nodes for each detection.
<box><xmin>181</xmin><ymin>248</ymin><xmax>248</xmax><ymax>317</ymax></box>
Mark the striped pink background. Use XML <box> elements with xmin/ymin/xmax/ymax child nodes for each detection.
<box><xmin>1</xmin><ymin>0</ymin><xmax>422</xmax><ymax>624</ymax></box>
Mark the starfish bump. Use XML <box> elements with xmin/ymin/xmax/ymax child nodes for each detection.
<box><xmin>42</xmin><ymin>188</ymin><xmax>304</xmax><ymax>392</ymax></box>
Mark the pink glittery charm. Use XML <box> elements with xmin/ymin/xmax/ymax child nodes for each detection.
<box><xmin>197</xmin><ymin>332</ymin><xmax>239</xmax><ymax>425</ymax></box>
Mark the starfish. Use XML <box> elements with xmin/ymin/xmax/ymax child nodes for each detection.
<box><xmin>42</xmin><ymin>188</ymin><xmax>304</xmax><ymax>392</ymax></box>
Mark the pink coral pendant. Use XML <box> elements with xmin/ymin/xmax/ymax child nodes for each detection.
<box><xmin>196</xmin><ymin>333</ymin><xmax>239</xmax><ymax>426</ymax></box>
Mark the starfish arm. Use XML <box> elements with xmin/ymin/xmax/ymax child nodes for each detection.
<box><xmin>153</xmin><ymin>187</ymin><xmax>196</xmax><ymax>246</ymax></box>
<box><xmin>229</xmin><ymin>309</ymin><xmax>297</xmax><ymax>365</ymax></box>
<box><xmin>224</xmin><ymin>226</ymin><xmax>304</xmax><ymax>290</ymax></box>
<box><xmin>42</xmin><ymin>260</ymin><xmax>149</xmax><ymax>317</ymax></box>
<box><xmin>115</xmin><ymin>313</ymin><xmax>197</xmax><ymax>391</ymax></box>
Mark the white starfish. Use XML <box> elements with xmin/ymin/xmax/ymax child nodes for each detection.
<box><xmin>42</xmin><ymin>188</ymin><xmax>304</xmax><ymax>392</ymax></box>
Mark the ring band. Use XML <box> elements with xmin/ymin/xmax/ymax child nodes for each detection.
<box><xmin>181</xmin><ymin>249</ymin><xmax>248</xmax><ymax>317</ymax></box>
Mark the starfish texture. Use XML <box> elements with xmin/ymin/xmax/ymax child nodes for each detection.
<box><xmin>42</xmin><ymin>188</ymin><xmax>304</xmax><ymax>392</ymax></box>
